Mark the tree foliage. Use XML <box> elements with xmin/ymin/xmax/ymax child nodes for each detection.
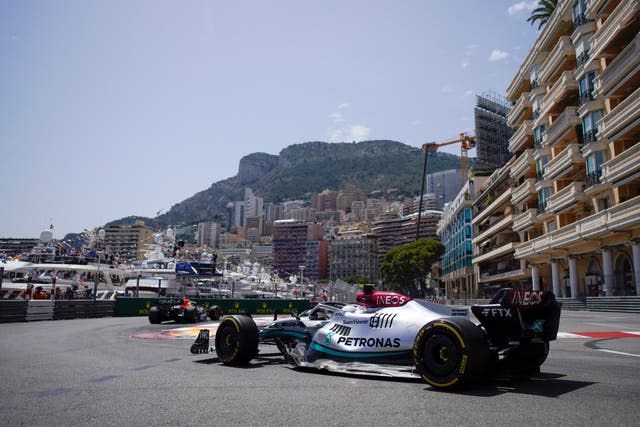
<box><xmin>340</xmin><ymin>275</ymin><xmax>370</xmax><ymax>285</ymax></box>
<box><xmin>527</xmin><ymin>0</ymin><xmax>558</xmax><ymax>30</ymax></box>
<box><xmin>380</xmin><ymin>239</ymin><xmax>444</xmax><ymax>297</ymax></box>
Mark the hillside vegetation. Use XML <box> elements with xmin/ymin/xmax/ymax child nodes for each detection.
<box><xmin>114</xmin><ymin>140</ymin><xmax>463</xmax><ymax>229</ymax></box>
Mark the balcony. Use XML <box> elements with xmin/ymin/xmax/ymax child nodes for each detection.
<box><xmin>577</xmin><ymin>195</ymin><xmax>640</xmax><ymax>237</ymax></box>
<box><xmin>596</xmin><ymin>32</ymin><xmax>640</xmax><ymax>99</ymax></box>
<box><xmin>586</xmin><ymin>169</ymin><xmax>604</xmax><ymax>188</ymax></box>
<box><xmin>510</xmin><ymin>149</ymin><xmax>535</xmax><ymax>180</ymax></box>
<box><xmin>539</xmin><ymin>71</ymin><xmax>579</xmax><ymax>119</ymax></box>
<box><xmin>473</xmin><ymin>242</ymin><xmax>517</xmax><ymax>264</ymax></box>
<box><xmin>600</xmin><ymin>86</ymin><xmax>640</xmax><ymax>141</ymax></box>
<box><xmin>511</xmin><ymin>178</ymin><xmax>537</xmax><ymax>207</ymax></box>
<box><xmin>515</xmin><ymin>196</ymin><xmax>640</xmax><ymax>259</ymax></box>
<box><xmin>542</xmin><ymin>106</ymin><xmax>581</xmax><ymax>148</ymax></box>
<box><xmin>507</xmin><ymin>92</ymin><xmax>532</xmax><ymax>128</ymax></box>
<box><xmin>584</xmin><ymin>128</ymin><xmax>599</xmax><ymax>144</ymax></box>
<box><xmin>547</xmin><ymin>182</ymin><xmax>587</xmax><ymax>213</ymax></box>
<box><xmin>575</xmin><ymin>50</ymin><xmax>591</xmax><ymax>69</ymax></box>
<box><xmin>509</xmin><ymin>120</ymin><xmax>534</xmax><ymax>153</ymax></box>
<box><xmin>539</xmin><ymin>36</ymin><xmax>575</xmax><ymax>84</ymax></box>
<box><xmin>572</xmin><ymin>13</ymin><xmax>593</xmax><ymax>32</ymax></box>
<box><xmin>602</xmin><ymin>142</ymin><xmax>640</xmax><ymax>185</ymax></box>
<box><xmin>590</xmin><ymin>0</ymin><xmax>640</xmax><ymax>59</ymax></box>
<box><xmin>545</xmin><ymin>144</ymin><xmax>584</xmax><ymax>180</ymax></box>
<box><xmin>473</xmin><ymin>215</ymin><xmax>513</xmax><ymax>245</ymax></box>
<box><xmin>581</xmin><ymin>137</ymin><xmax>608</xmax><ymax>156</ymax></box>
<box><xmin>479</xmin><ymin>267</ymin><xmax>527</xmax><ymax>283</ymax></box>
<box><xmin>513</xmin><ymin>209</ymin><xmax>540</xmax><ymax>232</ymax></box>
<box><xmin>514</xmin><ymin>235</ymin><xmax>550</xmax><ymax>259</ymax></box>
<box><xmin>536</xmin><ymin>0</ymin><xmax>573</xmax><ymax>52</ymax></box>
<box><xmin>529</xmin><ymin>85</ymin><xmax>546</xmax><ymax>104</ymax></box>
<box><xmin>473</xmin><ymin>188</ymin><xmax>513</xmax><ymax>225</ymax></box>
<box><xmin>586</xmin><ymin>0</ymin><xmax>611</xmax><ymax>20</ymax></box>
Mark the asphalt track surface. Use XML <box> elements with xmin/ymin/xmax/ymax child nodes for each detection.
<box><xmin>1</xmin><ymin>310</ymin><xmax>639</xmax><ymax>426</ymax></box>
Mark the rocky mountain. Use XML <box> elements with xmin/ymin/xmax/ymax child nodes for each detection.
<box><xmin>116</xmin><ymin>140</ymin><xmax>463</xmax><ymax>229</ymax></box>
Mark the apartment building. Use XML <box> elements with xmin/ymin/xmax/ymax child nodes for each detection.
<box><xmin>103</xmin><ymin>221</ymin><xmax>153</xmax><ymax>261</ymax></box>
<box><xmin>505</xmin><ymin>0</ymin><xmax>640</xmax><ymax>297</ymax></box>
<box><xmin>472</xmin><ymin>159</ymin><xmax>530</xmax><ymax>296</ymax></box>
<box><xmin>371</xmin><ymin>210</ymin><xmax>441</xmax><ymax>271</ymax></box>
<box><xmin>197</xmin><ymin>221</ymin><xmax>220</xmax><ymax>248</ymax></box>
<box><xmin>272</xmin><ymin>220</ymin><xmax>324</xmax><ymax>281</ymax></box>
<box><xmin>438</xmin><ymin>175</ymin><xmax>490</xmax><ymax>299</ymax></box>
<box><xmin>329</xmin><ymin>234</ymin><xmax>378</xmax><ymax>283</ymax></box>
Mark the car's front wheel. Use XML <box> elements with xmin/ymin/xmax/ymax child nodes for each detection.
<box><xmin>413</xmin><ymin>317</ymin><xmax>491</xmax><ymax>389</ymax></box>
<box><xmin>215</xmin><ymin>315</ymin><xmax>258</xmax><ymax>365</ymax></box>
<box><xmin>148</xmin><ymin>307</ymin><xmax>162</xmax><ymax>324</ymax></box>
<box><xmin>208</xmin><ymin>305</ymin><xmax>223</xmax><ymax>321</ymax></box>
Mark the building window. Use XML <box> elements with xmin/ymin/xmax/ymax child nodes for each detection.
<box><xmin>534</xmin><ymin>125</ymin><xmax>546</xmax><ymax>147</ymax></box>
<box><xmin>579</xmin><ymin>72</ymin><xmax>596</xmax><ymax>104</ymax></box>
<box><xmin>586</xmin><ymin>151</ymin><xmax>605</xmax><ymax>187</ymax></box>
<box><xmin>572</xmin><ymin>0</ymin><xmax>590</xmax><ymax>28</ymax></box>
<box><xmin>529</xmin><ymin>65</ymin><xmax>539</xmax><ymax>89</ymax></box>
<box><xmin>582</xmin><ymin>110</ymin><xmax>602</xmax><ymax>143</ymax></box>
<box><xmin>538</xmin><ymin>187</ymin><xmax>552</xmax><ymax>212</ymax></box>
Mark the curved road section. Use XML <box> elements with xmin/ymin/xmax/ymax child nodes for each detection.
<box><xmin>0</xmin><ymin>310</ymin><xmax>638</xmax><ymax>426</ymax></box>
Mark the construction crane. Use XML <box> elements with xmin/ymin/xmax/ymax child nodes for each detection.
<box><xmin>421</xmin><ymin>132</ymin><xmax>476</xmax><ymax>186</ymax></box>
<box><xmin>415</xmin><ymin>132</ymin><xmax>476</xmax><ymax>241</ymax></box>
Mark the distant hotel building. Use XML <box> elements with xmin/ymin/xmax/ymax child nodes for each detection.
<box><xmin>371</xmin><ymin>210</ymin><xmax>441</xmax><ymax>268</ymax></box>
<box><xmin>272</xmin><ymin>220</ymin><xmax>326</xmax><ymax>281</ymax></box>
<box><xmin>329</xmin><ymin>234</ymin><xmax>378</xmax><ymax>283</ymax></box>
<box><xmin>103</xmin><ymin>221</ymin><xmax>153</xmax><ymax>261</ymax></box>
<box><xmin>197</xmin><ymin>221</ymin><xmax>220</xmax><ymax>248</ymax></box>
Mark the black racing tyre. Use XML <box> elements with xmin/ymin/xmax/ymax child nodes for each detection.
<box><xmin>413</xmin><ymin>317</ymin><xmax>491</xmax><ymax>389</ymax></box>
<box><xmin>186</xmin><ymin>308</ymin><xmax>199</xmax><ymax>323</ymax></box>
<box><xmin>148</xmin><ymin>307</ymin><xmax>162</xmax><ymax>324</ymax></box>
<box><xmin>215</xmin><ymin>315</ymin><xmax>259</xmax><ymax>365</ymax></box>
<box><xmin>511</xmin><ymin>341</ymin><xmax>549</xmax><ymax>374</ymax></box>
<box><xmin>208</xmin><ymin>305</ymin><xmax>223</xmax><ymax>321</ymax></box>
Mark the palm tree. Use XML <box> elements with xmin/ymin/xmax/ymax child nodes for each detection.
<box><xmin>527</xmin><ymin>0</ymin><xmax>558</xmax><ymax>30</ymax></box>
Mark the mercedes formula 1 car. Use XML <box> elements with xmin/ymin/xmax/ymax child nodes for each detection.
<box><xmin>190</xmin><ymin>287</ymin><xmax>561</xmax><ymax>389</ymax></box>
<box><xmin>148</xmin><ymin>298</ymin><xmax>223</xmax><ymax>324</ymax></box>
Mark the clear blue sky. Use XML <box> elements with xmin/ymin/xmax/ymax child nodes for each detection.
<box><xmin>1</xmin><ymin>0</ymin><xmax>541</xmax><ymax>238</ymax></box>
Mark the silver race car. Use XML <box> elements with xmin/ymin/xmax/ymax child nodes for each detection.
<box><xmin>191</xmin><ymin>287</ymin><xmax>561</xmax><ymax>389</ymax></box>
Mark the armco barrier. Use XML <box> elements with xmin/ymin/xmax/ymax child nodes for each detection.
<box><xmin>1</xmin><ymin>300</ymin><xmax>115</xmax><ymax>322</ymax></box>
<box><xmin>114</xmin><ymin>297</ymin><xmax>312</xmax><ymax>317</ymax></box>
<box><xmin>586</xmin><ymin>296</ymin><xmax>640</xmax><ymax>313</ymax></box>
<box><xmin>53</xmin><ymin>300</ymin><xmax>116</xmax><ymax>319</ymax></box>
<box><xmin>0</xmin><ymin>301</ymin><xmax>28</xmax><ymax>323</ymax></box>
<box><xmin>27</xmin><ymin>300</ymin><xmax>54</xmax><ymax>321</ymax></box>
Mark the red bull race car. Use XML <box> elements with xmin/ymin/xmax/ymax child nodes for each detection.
<box><xmin>148</xmin><ymin>298</ymin><xmax>222</xmax><ymax>324</ymax></box>
<box><xmin>190</xmin><ymin>287</ymin><xmax>561</xmax><ymax>389</ymax></box>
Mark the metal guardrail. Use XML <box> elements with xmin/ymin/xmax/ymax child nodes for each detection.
<box><xmin>0</xmin><ymin>300</ymin><xmax>116</xmax><ymax>322</ymax></box>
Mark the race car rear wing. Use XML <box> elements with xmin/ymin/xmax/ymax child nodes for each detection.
<box><xmin>471</xmin><ymin>289</ymin><xmax>561</xmax><ymax>346</ymax></box>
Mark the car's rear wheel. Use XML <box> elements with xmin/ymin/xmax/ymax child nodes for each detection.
<box><xmin>208</xmin><ymin>305</ymin><xmax>223</xmax><ymax>321</ymax></box>
<box><xmin>215</xmin><ymin>315</ymin><xmax>258</xmax><ymax>365</ymax></box>
<box><xmin>186</xmin><ymin>308</ymin><xmax>199</xmax><ymax>323</ymax></box>
<box><xmin>148</xmin><ymin>307</ymin><xmax>162</xmax><ymax>324</ymax></box>
<box><xmin>413</xmin><ymin>317</ymin><xmax>491</xmax><ymax>389</ymax></box>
